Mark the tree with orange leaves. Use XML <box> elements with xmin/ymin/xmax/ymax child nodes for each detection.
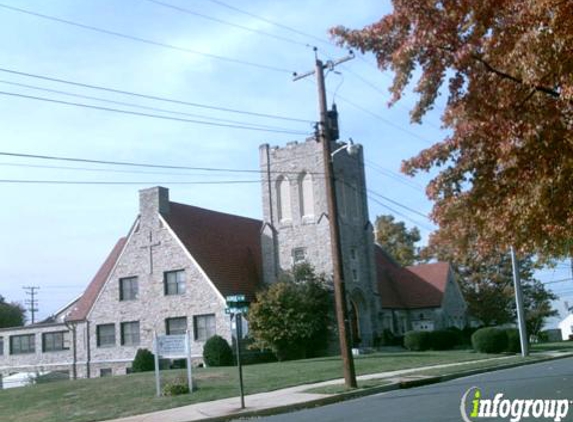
<box><xmin>332</xmin><ymin>0</ymin><xmax>573</xmax><ymax>260</ymax></box>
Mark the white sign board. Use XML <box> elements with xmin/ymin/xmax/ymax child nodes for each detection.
<box><xmin>156</xmin><ymin>334</ymin><xmax>187</xmax><ymax>358</ymax></box>
<box><xmin>153</xmin><ymin>331</ymin><xmax>193</xmax><ymax>397</ymax></box>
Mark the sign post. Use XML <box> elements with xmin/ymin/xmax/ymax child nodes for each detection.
<box><xmin>236</xmin><ymin>312</ymin><xmax>245</xmax><ymax>409</ymax></box>
<box><xmin>153</xmin><ymin>331</ymin><xmax>161</xmax><ymax>397</ymax></box>
<box><xmin>226</xmin><ymin>294</ymin><xmax>249</xmax><ymax>409</ymax></box>
<box><xmin>185</xmin><ymin>330</ymin><xmax>193</xmax><ymax>391</ymax></box>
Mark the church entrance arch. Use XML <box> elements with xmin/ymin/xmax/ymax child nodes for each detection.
<box><xmin>348</xmin><ymin>289</ymin><xmax>372</xmax><ymax>347</ymax></box>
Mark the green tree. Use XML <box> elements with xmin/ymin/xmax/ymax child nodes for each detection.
<box><xmin>375</xmin><ymin>214</ymin><xmax>421</xmax><ymax>266</ymax></box>
<box><xmin>247</xmin><ymin>263</ymin><xmax>331</xmax><ymax>361</ymax></box>
<box><xmin>522</xmin><ymin>280</ymin><xmax>558</xmax><ymax>336</ymax></box>
<box><xmin>0</xmin><ymin>295</ymin><xmax>25</xmax><ymax>328</ymax></box>
<box><xmin>332</xmin><ymin>1</ymin><xmax>573</xmax><ymax>260</ymax></box>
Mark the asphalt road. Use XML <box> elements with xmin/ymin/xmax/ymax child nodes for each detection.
<box><xmin>253</xmin><ymin>357</ymin><xmax>573</xmax><ymax>422</ymax></box>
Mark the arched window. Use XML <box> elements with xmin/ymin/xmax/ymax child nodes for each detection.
<box><xmin>276</xmin><ymin>176</ymin><xmax>291</xmax><ymax>222</ymax></box>
<box><xmin>299</xmin><ymin>172</ymin><xmax>314</xmax><ymax>218</ymax></box>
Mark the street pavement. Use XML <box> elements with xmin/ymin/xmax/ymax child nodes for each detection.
<box><xmin>252</xmin><ymin>357</ymin><xmax>573</xmax><ymax>422</ymax></box>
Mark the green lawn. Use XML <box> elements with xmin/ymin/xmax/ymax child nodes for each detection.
<box><xmin>305</xmin><ymin>355</ymin><xmax>546</xmax><ymax>395</ymax></box>
<box><xmin>531</xmin><ymin>341</ymin><xmax>573</xmax><ymax>352</ymax></box>
<box><xmin>0</xmin><ymin>350</ymin><xmax>500</xmax><ymax>422</ymax></box>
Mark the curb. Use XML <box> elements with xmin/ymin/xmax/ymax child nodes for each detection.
<box><xmin>190</xmin><ymin>352</ymin><xmax>573</xmax><ymax>422</ymax></box>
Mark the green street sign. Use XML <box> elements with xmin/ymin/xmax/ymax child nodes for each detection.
<box><xmin>226</xmin><ymin>294</ymin><xmax>246</xmax><ymax>303</ymax></box>
<box><xmin>225</xmin><ymin>306</ymin><xmax>249</xmax><ymax>315</ymax></box>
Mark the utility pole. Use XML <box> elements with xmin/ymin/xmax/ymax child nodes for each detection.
<box><xmin>23</xmin><ymin>286</ymin><xmax>40</xmax><ymax>324</ymax></box>
<box><xmin>293</xmin><ymin>50</ymin><xmax>357</xmax><ymax>388</ymax></box>
<box><xmin>510</xmin><ymin>247</ymin><xmax>529</xmax><ymax>357</ymax></box>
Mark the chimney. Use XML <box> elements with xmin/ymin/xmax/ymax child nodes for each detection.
<box><xmin>139</xmin><ymin>186</ymin><xmax>170</xmax><ymax>227</ymax></box>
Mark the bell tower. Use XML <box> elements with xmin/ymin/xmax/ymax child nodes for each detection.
<box><xmin>259</xmin><ymin>138</ymin><xmax>380</xmax><ymax>345</ymax></box>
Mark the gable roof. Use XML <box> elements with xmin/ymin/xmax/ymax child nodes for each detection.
<box><xmin>66</xmin><ymin>237</ymin><xmax>127</xmax><ymax>321</ymax></box>
<box><xmin>163</xmin><ymin>202</ymin><xmax>262</xmax><ymax>301</ymax></box>
<box><xmin>375</xmin><ymin>245</ymin><xmax>450</xmax><ymax>310</ymax></box>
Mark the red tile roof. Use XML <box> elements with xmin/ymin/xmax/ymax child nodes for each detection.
<box><xmin>375</xmin><ymin>245</ymin><xmax>450</xmax><ymax>309</ymax></box>
<box><xmin>66</xmin><ymin>237</ymin><xmax>127</xmax><ymax>321</ymax></box>
<box><xmin>164</xmin><ymin>202</ymin><xmax>263</xmax><ymax>301</ymax></box>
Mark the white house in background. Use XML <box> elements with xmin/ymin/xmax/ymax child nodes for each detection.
<box><xmin>558</xmin><ymin>314</ymin><xmax>573</xmax><ymax>341</ymax></box>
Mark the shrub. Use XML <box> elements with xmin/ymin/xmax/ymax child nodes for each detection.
<box><xmin>375</xmin><ymin>329</ymin><xmax>404</xmax><ymax>347</ymax></box>
<box><xmin>404</xmin><ymin>331</ymin><xmax>432</xmax><ymax>351</ymax></box>
<box><xmin>131</xmin><ymin>348</ymin><xmax>155</xmax><ymax>372</ymax></box>
<box><xmin>504</xmin><ymin>329</ymin><xmax>522</xmax><ymax>353</ymax></box>
<box><xmin>431</xmin><ymin>330</ymin><xmax>458</xmax><ymax>350</ymax></box>
<box><xmin>162</xmin><ymin>376</ymin><xmax>190</xmax><ymax>396</ymax></box>
<box><xmin>471</xmin><ymin>327</ymin><xmax>508</xmax><ymax>353</ymax></box>
<box><xmin>461</xmin><ymin>326</ymin><xmax>481</xmax><ymax>346</ymax></box>
<box><xmin>203</xmin><ymin>335</ymin><xmax>234</xmax><ymax>367</ymax></box>
<box><xmin>248</xmin><ymin>264</ymin><xmax>331</xmax><ymax>361</ymax></box>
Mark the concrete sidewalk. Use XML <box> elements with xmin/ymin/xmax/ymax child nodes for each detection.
<box><xmin>103</xmin><ymin>354</ymin><xmax>540</xmax><ymax>422</ymax></box>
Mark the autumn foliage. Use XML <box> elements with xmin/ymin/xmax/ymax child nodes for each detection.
<box><xmin>332</xmin><ymin>0</ymin><xmax>573</xmax><ymax>259</ymax></box>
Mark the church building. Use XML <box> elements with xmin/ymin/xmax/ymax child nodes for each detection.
<box><xmin>0</xmin><ymin>139</ymin><xmax>467</xmax><ymax>382</ymax></box>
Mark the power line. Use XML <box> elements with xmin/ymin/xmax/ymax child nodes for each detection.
<box><xmin>332</xmin><ymin>91</ymin><xmax>433</xmax><ymax>146</ymax></box>
<box><xmin>206</xmin><ymin>0</ymin><xmax>332</xmax><ymax>47</ymax></box>
<box><xmin>0</xmin><ymin>67</ymin><xmax>313</xmax><ymax>123</ymax></box>
<box><xmin>0</xmin><ymin>162</ymin><xmax>258</xmax><ymax>177</ymax></box>
<box><xmin>0</xmin><ymin>90</ymin><xmax>310</xmax><ymax>135</ymax></box>
<box><xmin>365</xmin><ymin>160</ymin><xmax>425</xmax><ymax>191</ymax></box>
<box><xmin>367</xmin><ymin>193</ymin><xmax>434</xmax><ymax>231</ymax></box>
<box><xmin>0</xmin><ymin>2</ymin><xmax>293</xmax><ymax>74</ymax></box>
<box><xmin>541</xmin><ymin>278</ymin><xmax>573</xmax><ymax>285</ymax></box>
<box><xmin>367</xmin><ymin>189</ymin><xmax>430</xmax><ymax>220</ymax></box>
<box><xmin>337</xmin><ymin>177</ymin><xmax>433</xmax><ymax>231</ymax></box>
<box><xmin>0</xmin><ymin>179</ymin><xmax>261</xmax><ymax>185</ymax></box>
<box><xmin>200</xmin><ymin>0</ymin><xmax>407</xmax><ymax>116</ymax></box>
<box><xmin>143</xmin><ymin>0</ymin><xmax>311</xmax><ymax>48</ymax></box>
<box><xmin>0</xmin><ymin>151</ymin><xmax>325</xmax><ymax>176</ymax></box>
<box><xmin>0</xmin><ymin>79</ymin><xmax>307</xmax><ymax>132</ymax></box>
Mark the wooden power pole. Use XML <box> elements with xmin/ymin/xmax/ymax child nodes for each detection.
<box><xmin>293</xmin><ymin>51</ymin><xmax>357</xmax><ymax>388</ymax></box>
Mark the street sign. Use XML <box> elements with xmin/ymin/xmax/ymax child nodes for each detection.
<box><xmin>226</xmin><ymin>294</ymin><xmax>246</xmax><ymax>303</ymax></box>
<box><xmin>225</xmin><ymin>306</ymin><xmax>249</xmax><ymax>315</ymax></box>
<box><xmin>156</xmin><ymin>334</ymin><xmax>187</xmax><ymax>358</ymax></box>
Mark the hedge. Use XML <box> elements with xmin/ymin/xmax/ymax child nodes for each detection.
<box><xmin>131</xmin><ymin>348</ymin><xmax>155</xmax><ymax>372</ymax></box>
<box><xmin>471</xmin><ymin>327</ymin><xmax>509</xmax><ymax>353</ymax></box>
<box><xmin>404</xmin><ymin>331</ymin><xmax>433</xmax><ymax>351</ymax></box>
<box><xmin>203</xmin><ymin>335</ymin><xmax>234</xmax><ymax>366</ymax></box>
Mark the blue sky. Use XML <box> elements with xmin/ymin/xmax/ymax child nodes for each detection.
<box><xmin>0</xmin><ymin>0</ymin><xmax>570</xmax><ymax>325</ymax></box>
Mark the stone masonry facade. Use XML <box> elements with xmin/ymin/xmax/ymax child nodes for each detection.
<box><xmin>259</xmin><ymin>139</ymin><xmax>380</xmax><ymax>346</ymax></box>
<box><xmin>85</xmin><ymin>187</ymin><xmax>231</xmax><ymax>376</ymax></box>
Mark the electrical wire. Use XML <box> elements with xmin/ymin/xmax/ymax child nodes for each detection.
<box><xmin>143</xmin><ymin>0</ymin><xmax>311</xmax><ymax>48</ymax></box>
<box><xmin>0</xmin><ymin>179</ymin><xmax>262</xmax><ymax>185</ymax></box>
<box><xmin>205</xmin><ymin>0</ymin><xmax>332</xmax><ymax>47</ymax></box>
<box><xmin>0</xmin><ymin>162</ymin><xmax>259</xmax><ymax>178</ymax></box>
<box><xmin>367</xmin><ymin>189</ymin><xmax>430</xmax><ymax>220</ymax></box>
<box><xmin>0</xmin><ymin>151</ymin><xmax>325</xmax><ymax>176</ymax></box>
<box><xmin>0</xmin><ymin>90</ymin><xmax>310</xmax><ymax>135</ymax></box>
<box><xmin>365</xmin><ymin>159</ymin><xmax>424</xmax><ymax>191</ymax></box>
<box><xmin>0</xmin><ymin>79</ymin><xmax>307</xmax><ymax>132</ymax></box>
<box><xmin>0</xmin><ymin>2</ymin><xmax>293</xmax><ymax>74</ymax></box>
<box><xmin>0</xmin><ymin>67</ymin><xmax>313</xmax><ymax>123</ymax></box>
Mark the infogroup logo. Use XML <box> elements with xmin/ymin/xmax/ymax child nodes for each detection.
<box><xmin>460</xmin><ymin>387</ymin><xmax>571</xmax><ymax>422</ymax></box>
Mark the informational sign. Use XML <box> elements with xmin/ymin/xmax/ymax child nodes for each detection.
<box><xmin>153</xmin><ymin>331</ymin><xmax>193</xmax><ymax>397</ymax></box>
<box><xmin>156</xmin><ymin>335</ymin><xmax>187</xmax><ymax>358</ymax></box>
